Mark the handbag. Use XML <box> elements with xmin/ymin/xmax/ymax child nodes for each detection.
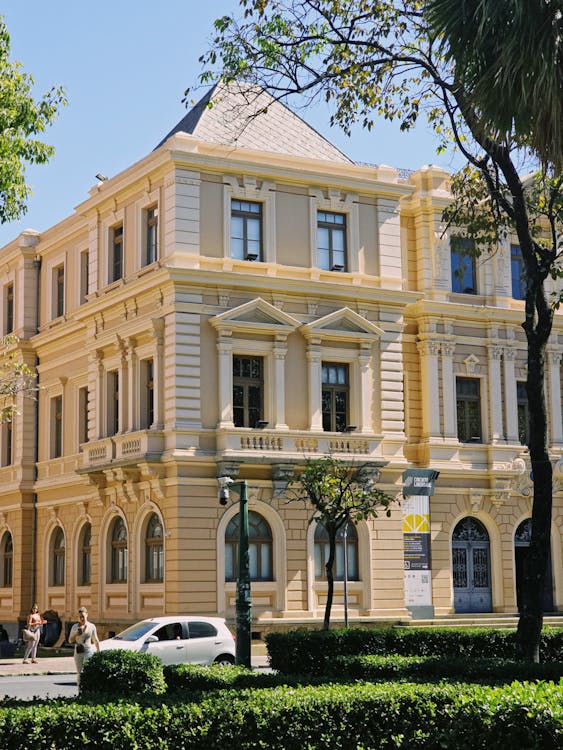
<box><xmin>22</xmin><ymin>628</ymin><xmax>34</xmax><ymax>642</ymax></box>
<box><xmin>75</xmin><ymin>643</ymin><xmax>85</xmax><ymax>654</ymax></box>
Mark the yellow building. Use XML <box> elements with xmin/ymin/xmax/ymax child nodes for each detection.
<box><xmin>0</xmin><ymin>84</ymin><xmax>560</xmax><ymax>637</ymax></box>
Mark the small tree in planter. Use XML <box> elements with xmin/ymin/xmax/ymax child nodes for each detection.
<box><xmin>287</xmin><ymin>457</ymin><xmax>395</xmax><ymax>630</ymax></box>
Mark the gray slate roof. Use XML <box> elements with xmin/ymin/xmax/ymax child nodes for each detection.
<box><xmin>156</xmin><ymin>82</ymin><xmax>353</xmax><ymax>163</ymax></box>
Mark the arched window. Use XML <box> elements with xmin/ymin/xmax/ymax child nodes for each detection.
<box><xmin>225</xmin><ymin>511</ymin><xmax>272</xmax><ymax>582</ymax></box>
<box><xmin>110</xmin><ymin>517</ymin><xmax>128</xmax><ymax>583</ymax></box>
<box><xmin>314</xmin><ymin>522</ymin><xmax>359</xmax><ymax>581</ymax></box>
<box><xmin>145</xmin><ymin>513</ymin><xmax>164</xmax><ymax>582</ymax></box>
<box><xmin>78</xmin><ymin>523</ymin><xmax>91</xmax><ymax>586</ymax></box>
<box><xmin>0</xmin><ymin>532</ymin><xmax>12</xmax><ymax>587</ymax></box>
<box><xmin>52</xmin><ymin>527</ymin><xmax>65</xmax><ymax>586</ymax></box>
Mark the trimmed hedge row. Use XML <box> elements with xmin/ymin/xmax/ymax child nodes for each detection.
<box><xmin>330</xmin><ymin>654</ymin><xmax>563</xmax><ymax>683</ymax></box>
<box><xmin>1</xmin><ymin>680</ymin><xmax>561</xmax><ymax>749</ymax></box>
<box><xmin>266</xmin><ymin>626</ymin><xmax>563</xmax><ymax>674</ymax></box>
<box><xmin>80</xmin><ymin>650</ymin><xmax>166</xmax><ymax>698</ymax></box>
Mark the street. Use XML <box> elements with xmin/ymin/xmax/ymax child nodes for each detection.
<box><xmin>0</xmin><ymin>673</ymin><xmax>78</xmax><ymax>701</ymax></box>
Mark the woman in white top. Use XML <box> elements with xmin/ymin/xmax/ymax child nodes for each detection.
<box><xmin>69</xmin><ymin>607</ymin><xmax>100</xmax><ymax>685</ymax></box>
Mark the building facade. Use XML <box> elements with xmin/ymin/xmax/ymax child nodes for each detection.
<box><xmin>0</xmin><ymin>85</ymin><xmax>561</xmax><ymax>637</ymax></box>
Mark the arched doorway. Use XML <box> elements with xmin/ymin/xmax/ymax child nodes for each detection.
<box><xmin>452</xmin><ymin>517</ymin><xmax>492</xmax><ymax>613</ymax></box>
<box><xmin>514</xmin><ymin>518</ymin><xmax>554</xmax><ymax>613</ymax></box>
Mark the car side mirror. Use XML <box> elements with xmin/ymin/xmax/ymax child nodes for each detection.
<box><xmin>145</xmin><ymin>635</ymin><xmax>159</xmax><ymax>643</ymax></box>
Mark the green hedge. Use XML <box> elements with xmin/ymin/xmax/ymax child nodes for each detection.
<box><xmin>330</xmin><ymin>654</ymin><xmax>563</xmax><ymax>683</ymax></box>
<box><xmin>80</xmin><ymin>649</ymin><xmax>166</xmax><ymax>699</ymax></box>
<box><xmin>0</xmin><ymin>680</ymin><xmax>560</xmax><ymax>749</ymax></box>
<box><xmin>266</xmin><ymin>626</ymin><xmax>563</xmax><ymax>674</ymax></box>
<box><xmin>163</xmin><ymin>663</ymin><xmax>285</xmax><ymax>693</ymax></box>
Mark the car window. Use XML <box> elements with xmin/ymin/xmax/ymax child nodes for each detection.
<box><xmin>113</xmin><ymin>621</ymin><xmax>154</xmax><ymax>641</ymax></box>
<box><xmin>153</xmin><ymin>622</ymin><xmax>185</xmax><ymax>641</ymax></box>
<box><xmin>187</xmin><ymin>621</ymin><xmax>217</xmax><ymax>639</ymax></box>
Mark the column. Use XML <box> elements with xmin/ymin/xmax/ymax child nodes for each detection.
<box><xmin>116</xmin><ymin>337</ymin><xmax>127</xmax><ymax>434</ymax></box>
<box><xmin>152</xmin><ymin>318</ymin><xmax>165</xmax><ymax>430</ymax></box>
<box><xmin>504</xmin><ymin>348</ymin><xmax>519</xmax><ymax>442</ymax></box>
<box><xmin>417</xmin><ymin>339</ymin><xmax>441</xmax><ymax>438</ymax></box>
<box><xmin>89</xmin><ymin>350</ymin><xmax>104</xmax><ymax>439</ymax></box>
<box><xmin>358</xmin><ymin>344</ymin><xmax>372</xmax><ymax>434</ymax></box>
<box><xmin>547</xmin><ymin>350</ymin><xmax>563</xmax><ymax>445</ymax></box>
<box><xmin>272</xmin><ymin>336</ymin><xmax>288</xmax><ymax>430</ymax></box>
<box><xmin>440</xmin><ymin>341</ymin><xmax>456</xmax><ymax>438</ymax></box>
<box><xmin>126</xmin><ymin>338</ymin><xmax>138</xmax><ymax>432</ymax></box>
<box><xmin>217</xmin><ymin>335</ymin><xmax>234</xmax><ymax>428</ymax></box>
<box><xmin>306</xmin><ymin>338</ymin><xmax>323</xmax><ymax>431</ymax></box>
<box><xmin>488</xmin><ymin>344</ymin><xmax>504</xmax><ymax>442</ymax></box>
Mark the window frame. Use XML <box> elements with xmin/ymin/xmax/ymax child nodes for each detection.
<box><xmin>451</xmin><ymin>236</ymin><xmax>477</xmax><ymax>294</ymax></box>
<box><xmin>110</xmin><ymin>516</ymin><xmax>128</xmax><ymax>584</ymax></box>
<box><xmin>4</xmin><ymin>282</ymin><xmax>14</xmax><ymax>335</ymax></box>
<box><xmin>144</xmin><ymin>513</ymin><xmax>164</xmax><ymax>583</ymax></box>
<box><xmin>145</xmin><ymin>205</ymin><xmax>159</xmax><ymax>266</ymax></box>
<box><xmin>107</xmin><ymin>370</ymin><xmax>120</xmax><ymax>437</ymax></box>
<box><xmin>1</xmin><ymin>420</ymin><xmax>13</xmax><ymax>467</ymax></box>
<box><xmin>0</xmin><ymin>531</ymin><xmax>12</xmax><ymax>588</ymax></box>
<box><xmin>456</xmin><ymin>377</ymin><xmax>483</xmax><ymax>443</ymax></box>
<box><xmin>511</xmin><ymin>244</ymin><xmax>527</xmax><ymax>300</ymax></box>
<box><xmin>232</xmin><ymin>355</ymin><xmax>264</xmax><ymax>428</ymax></box>
<box><xmin>317</xmin><ymin>210</ymin><xmax>347</xmax><ymax>271</ymax></box>
<box><xmin>230</xmin><ymin>199</ymin><xmax>263</xmax><ymax>261</ymax></box>
<box><xmin>78</xmin><ymin>522</ymin><xmax>91</xmax><ymax>587</ymax></box>
<box><xmin>517</xmin><ymin>380</ymin><xmax>529</xmax><ymax>445</ymax></box>
<box><xmin>322</xmin><ymin>362</ymin><xmax>350</xmax><ymax>432</ymax></box>
<box><xmin>51</xmin><ymin>527</ymin><xmax>65</xmax><ymax>587</ymax></box>
<box><xmin>50</xmin><ymin>394</ymin><xmax>63</xmax><ymax>459</ymax></box>
<box><xmin>79</xmin><ymin>250</ymin><xmax>89</xmax><ymax>305</ymax></box>
<box><xmin>53</xmin><ymin>264</ymin><xmax>65</xmax><ymax>319</ymax></box>
<box><xmin>109</xmin><ymin>223</ymin><xmax>124</xmax><ymax>284</ymax></box>
<box><xmin>225</xmin><ymin>510</ymin><xmax>273</xmax><ymax>582</ymax></box>
<box><xmin>314</xmin><ymin>521</ymin><xmax>359</xmax><ymax>582</ymax></box>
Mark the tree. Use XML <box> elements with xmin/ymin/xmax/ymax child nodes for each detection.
<box><xmin>286</xmin><ymin>457</ymin><xmax>394</xmax><ymax>629</ymax></box>
<box><xmin>0</xmin><ymin>16</ymin><xmax>66</xmax><ymax>223</ymax></box>
<box><xmin>0</xmin><ymin>335</ymin><xmax>37</xmax><ymax>422</ymax></box>
<box><xmin>194</xmin><ymin>0</ymin><xmax>563</xmax><ymax>660</ymax></box>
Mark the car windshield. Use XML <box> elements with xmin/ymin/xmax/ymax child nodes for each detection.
<box><xmin>112</xmin><ymin>621</ymin><xmax>155</xmax><ymax>641</ymax></box>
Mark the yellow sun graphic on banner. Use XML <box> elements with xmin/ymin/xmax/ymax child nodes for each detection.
<box><xmin>402</xmin><ymin>514</ymin><xmax>430</xmax><ymax>533</ymax></box>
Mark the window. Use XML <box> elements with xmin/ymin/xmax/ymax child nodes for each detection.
<box><xmin>517</xmin><ymin>381</ymin><xmax>529</xmax><ymax>445</ymax></box>
<box><xmin>145</xmin><ymin>513</ymin><xmax>164</xmax><ymax>582</ymax></box>
<box><xmin>52</xmin><ymin>527</ymin><xmax>65</xmax><ymax>586</ymax></box>
<box><xmin>188</xmin><ymin>621</ymin><xmax>217</xmax><ymax>638</ymax></box>
<box><xmin>314</xmin><ymin>522</ymin><xmax>359</xmax><ymax>581</ymax></box>
<box><xmin>107</xmin><ymin>370</ymin><xmax>119</xmax><ymax>436</ymax></box>
<box><xmin>451</xmin><ymin>237</ymin><xmax>477</xmax><ymax>294</ymax></box>
<box><xmin>53</xmin><ymin>264</ymin><xmax>64</xmax><ymax>318</ymax></box>
<box><xmin>78</xmin><ymin>387</ymin><xmax>88</xmax><ymax>448</ymax></box>
<box><xmin>317</xmin><ymin>211</ymin><xmax>347</xmax><ymax>271</ymax></box>
<box><xmin>50</xmin><ymin>395</ymin><xmax>63</xmax><ymax>458</ymax></box>
<box><xmin>230</xmin><ymin>200</ymin><xmax>262</xmax><ymax>261</ymax></box>
<box><xmin>78</xmin><ymin>523</ymin><xmax>91</xmax><ymax>586</ymax></box>
<box><xmin>154</xmin><ymin>622</ymin><xmax>185</xmax><ymax>641</ymax></box>
<box><xmin>511</xmin><ymin>244</ymin><xmax>526</xmax><ymax>300</ymax></box>
<box><xmin>233</xmin><ymin>356</ymin><xmax>263</xmax><ymax>428</ymax></box>
<box><xmin>1</xmin><ymin>421</ymin><xmax>13</xmax><ymax>467</ymax></box>
<box><xmin>80</xmin><ymin>251</ymin><xmax>89</xmax><ymax>304</ymax></box>
<box><xmin>140</xmin><ymin>359</ymin><xmax>154</xmax><ymax>429</ymax></box>
<box><xmin>110</xmin><ymin>517</ymin><xmax>128</xmax><ymax>583</ymax></box>
<box><xmin>456</xmin><ymin>377</ymin><xmax>482</xmax><ymax>442</ymax></box>
<box><xmin>0</xmin><ymin>532</ymin><xmax>12</xmax><ymax>587</ymax></box>
<box><xmin>145</xmin><ymin>206</ymin><xmax>158</xmax><ymax>265</ymax></box>
<box><xmin>109</xmin><ymin>224</ymin><xmax>124</xmax><ymax>283</ymax></box>
<box><xmin>4</xmin><ymin>283</ymin><xmax>14</xmax><ymax>334</ymax></box>
<box><xmin>322</xmin><ymin>363</ymin><xmax>349</xmax><ymax>432</ymax></box>
<box><xmin>225</xmin><ymin>511</ymin><xmax>272</xmax><ymax>581</ymax></box>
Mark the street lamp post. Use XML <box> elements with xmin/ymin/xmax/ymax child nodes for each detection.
<box><xmin>343</xmin><ymin>517</ymin><xmax>349</xmax><ymax>628</ymax></box>
<box><xmin>218</xmin><ymin>477</ymin><xmax>251</xmax><ymax>668</ymax></box>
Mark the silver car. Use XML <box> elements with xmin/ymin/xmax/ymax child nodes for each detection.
<box><xmin>99</xmin><ymin>616</ymin><xmax>236</xmax><ymax>666</ymax></box>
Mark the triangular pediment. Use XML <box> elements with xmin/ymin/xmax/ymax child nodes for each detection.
<box><xmin>301</xmin><ymin>308</ymin><xmax>383</xmax><ymax>342</ymax></box>
<box><xmin>210</xmin><ymin>298</ymin><xmax>301</xmax><ymax>335</ymax></box>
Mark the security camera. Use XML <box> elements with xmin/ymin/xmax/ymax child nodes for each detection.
<box><xmin>218</xmin><ymin>476</ymin><xmax>234</xmax><ymax>506</ymax></box>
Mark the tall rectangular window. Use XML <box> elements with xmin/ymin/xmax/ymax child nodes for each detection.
<box><xmin>322</xmin><ymin>362</ymin><xmax>349</xmax><ymax>432</ymax></box>
<box><xmin>451</xmin><ymin>237</ymin><xmax>477</xmax><ymax>294</ymax></box>
<box><xmin>107</xmin><ymin>371</ymin><xmax>119</xmax><ymax>436</ymax></box>
<box><xmin>231</xmin><ymin>200</ymin><xmax>262</xmax><ymax>260</ymax></box>
<box><xmin>140</xmin><ymin>359</ymin><xmax>154</xmax><ymax>429</ymax></box>
<box><xmin>517</xmin><ymin>381</ymin><xmax>529</xmax><ymax>445</ymax></box>
<box><xmin>53</xmin><ymin>265</ymin><xmax>65</xmax><ymax>319</ymax></box>
<box><xmin>78</xmin><ymin>387</ymin><xmax>88</xmax><ymax>449</ymax></box>
<box><xmin>318</xmin><ymin>211</ymin><xmax>347</xmax><ymax>271</ymax></box>
<box><xmin>145</xmin><ymin>206</ymin><xmax>158</xmax><ymax>265</ymax></box>
<box><xmin>4</xmin><ymin>283</ymin><xmax>14</xmax><ymax>334</ymax></box>
<box><xmin>233</xmin><ymin>356</ymin><xmax>263</xmax><ymax>428</ymax></box>
<box><xmin>1</xmin><ymin>421</ymin><xmax>13</xmax><ymax>467</ymax></box>
<box><xmin>456</xmin><ymin>377</ymin><xmax>482</xmax><ymax>442</ymax></box>
<box><xmin>109</xmin><ymin>224</ymin><xmax>124</xmax><ymax>283</ymax></box>
<box><xmin>51</xmin><ymin>395</ymin><xmax>63</xmax><ymax>458</ymax></box>
<box><xmin>511</xmin><ymin>244</ymin><xmax>526</xmax><ymax>300</ymax></box>
<box><xmin>80</xmin><ymin>251</ymin><xmax>89</xmax><ymax>304</ymax></box>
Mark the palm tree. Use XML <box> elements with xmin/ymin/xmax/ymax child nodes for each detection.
<box><xmin>426</xmin><ymin>0</ymin><xmax>563</xmax><ymax>170</ymax></box>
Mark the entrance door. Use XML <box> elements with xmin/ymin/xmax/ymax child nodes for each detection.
<box><xmin>514</xmin><ymin>518</ymin><xmax>554</xmax><ymax>613</ymax></box>
<box><xmin>452</xmin><ymin>517</ymin><xmax>492</xmax><ymax>613</ymax></box>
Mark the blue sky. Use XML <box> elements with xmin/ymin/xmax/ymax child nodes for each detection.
<box><xmin>0</xmin><ymin>1</ymin><xmax>461</xmax><ymax>248</ymax></box>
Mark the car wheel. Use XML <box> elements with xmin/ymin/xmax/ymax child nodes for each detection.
<box><xmin>214</xmin><ymin>654</ymin><xmax>235</xmax><ymax>666</ymax></box>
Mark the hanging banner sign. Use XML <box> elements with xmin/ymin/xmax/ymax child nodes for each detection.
<box><xmin>402</xmin><ymin>469</ymin><xmax>439</xmax><ymax>617</ymax></box>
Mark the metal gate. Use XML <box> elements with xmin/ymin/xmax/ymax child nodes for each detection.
<box><xmin>514</xmin><ymin>518</ymin><xmax>554</xmax><ymax>613</ymax></box>
<box><xmin>452</xmin><ymin>517</ymin><xmax>492</xmax><ymax>613</ymax></box>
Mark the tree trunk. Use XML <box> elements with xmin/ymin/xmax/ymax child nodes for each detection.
<box><xmin>516</xmin><ymin>312</ymin><xmax>552</xmax><ymax>662</ymax></box>
<box><xmin>323</xmin><ymin>533</ymin><xmax>337</xmax><ymax>630</ymax></box>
